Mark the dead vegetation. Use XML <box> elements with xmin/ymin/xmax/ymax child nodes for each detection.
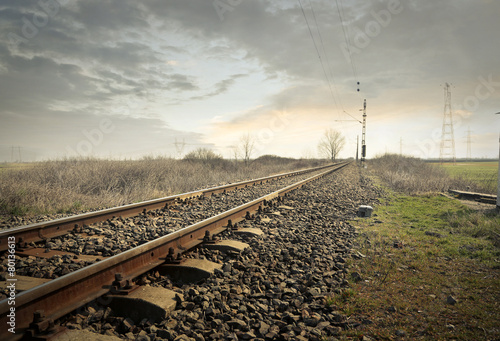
<box><xmin>0</xmin><ymin>156</ymin><xmax>326</xmax><ymax>218</ymax></box>
<box><xmin>369</xmin><ymin>154</ymin><xmax>492</xmax><ymax>195</ymax></box>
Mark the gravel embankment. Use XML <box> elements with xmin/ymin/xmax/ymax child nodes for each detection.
<box><xmin>61</xmin><ymin>164</ymin><xmax>382</xmax><ymax>340</ymax></box>
<box><xmin>0</xmin><ymin>169</ymin><xmax>335</xmax><ymax>283</ymax></box>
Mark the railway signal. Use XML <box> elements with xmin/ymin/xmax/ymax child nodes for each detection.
<box><xmin>361</xmin><ymin>99</ymin><xmax>367</xmax><ymax>164</ymax></box>
<box><xmin>334</xmin><ymin>99</ymin><xmax>367</xmax><ymax>165</ymax></box>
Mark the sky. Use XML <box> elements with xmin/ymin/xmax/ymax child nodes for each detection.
<box><xmin>0</xmin><ymin>0</ymin><xmax>499</xmax><ymax>162</ymax></box>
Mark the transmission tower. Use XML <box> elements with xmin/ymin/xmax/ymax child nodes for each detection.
<box><xmin>439</xmin><ymin>83</ymin><xmax>456</xmax><ymax>164</ymax></box>
<box><xmin>466</xmin><ymin>127</ymin><xmax>472</xmax><ymax>160</ymax></box>
<box><xmin>11</xmin><ymin>146</ymin><xmax>22</xmax><ymax>162</ymax></box>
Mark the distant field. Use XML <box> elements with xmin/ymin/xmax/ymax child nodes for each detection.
<box><xmin>438</xmin><ymin>162</ymin><xmax>498</xmax><ymax>194</ymax></box>
<box><xmin>0</xmin><ymin>163</ymin><xmax>34</xmax><ymax>171</ymax></box>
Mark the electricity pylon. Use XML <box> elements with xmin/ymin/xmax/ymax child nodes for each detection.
<box><xmin>439</xmin><ymin>83</ymin><xmax>456</xmax><ymax>164</ymax></box>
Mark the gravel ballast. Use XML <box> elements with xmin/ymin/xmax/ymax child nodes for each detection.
<box><xmin>60</xmin><ymin>164</ymin><xmax>382</xmax><ymax>340</ymax></box>
<box><xmin>1</xmin><ymin>170</ymin><xmax>334</xmax><ymax>283</ymax></box>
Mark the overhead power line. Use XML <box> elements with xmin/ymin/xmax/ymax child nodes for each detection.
<box><xmin>308</xmin><ymin>0</ymin><xmax>345</xmax><ymax>113</ymax></box>
<box><xmin>335</xmin><ymin>0</ymin><xmax>359</xmax><ymax>88</ymax></box>
<box><xmin>297</xmin><ymin>0</ymin><xmax>341</xmax><ymax>115</ymax></box>
<box><xmin>298</xmin><ymin>0</ymin><xmax>363</xmax><ymax>125</ymax></box>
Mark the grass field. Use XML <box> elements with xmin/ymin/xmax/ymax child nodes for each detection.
<box><xmin>0</xmin><ymin>163</ymin><xmax>34</xmax><ymax>171</ymax></box>
<box><xmin>343</xmin><ymin>191</ymin><xmax>500</xmax><ymax>340</ymax></box>
<box><xmin>340</xmin><ymin>156</ymin><xmax>500</xmax><ymax>340</ymax></box>
<box><xmin>438</xmin><ymin>161</ymin><xmax>498</xmax><ymax>194</ymax></box>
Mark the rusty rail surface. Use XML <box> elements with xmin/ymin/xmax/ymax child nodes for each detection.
<box><xmin>0</xmin><ymin>163</ymin><xmax>338</xmax><ymax>252</ymax></box>
<box><xmin>0</xmin><ymin>162</ymin><xmax>350</xmax><ymax>340</ymax></box>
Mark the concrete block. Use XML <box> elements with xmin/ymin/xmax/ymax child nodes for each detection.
<box><xmin>202</xmin><ymin>240</ymin><xmax>249</xmax><ymax>252</ymax></box>
<box><xmin>107</xmin><ymin>286</ymin><xmax>181</xmax><ymax>324</ymax></box>
<box><xmin>159</xmin><ymin>258</ymin><xmax>222</xmax><ymax>283</ymax></box>
<box><xmin>357</xmin><ymin>205</ymin><xmax>373</xmax><ymax>218</ymax></box>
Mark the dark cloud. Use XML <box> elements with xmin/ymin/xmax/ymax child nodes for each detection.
<box><xmin>0</xmin><ymin>110</ymin><xmax>206</xmax><ymax>161</ymax></box>
<box><xmin>190</xmin><ymin>74</ymin><xmax>247</xmax><ymax>100</ymax></box>
<box><xmin>167</xmin><ymin>74</ymin><xmax>199</xmax><ymax>91</ymax></box>
<box><xmin>0</xmin><ymin>0</ymin><xmax>498</xmax><ymax>160</ymax></box>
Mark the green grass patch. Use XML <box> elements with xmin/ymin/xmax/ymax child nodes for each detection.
<box><xmin>341</xmin><ymin>191</ymin><xmax>500</xmax><ymax>340</ymax></box>
<box><xmin>439</xmin><ymin>161</ymin><xmax>498</xmax><ymax>194</ymax></box>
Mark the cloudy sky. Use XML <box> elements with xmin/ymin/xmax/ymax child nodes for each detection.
<box><xmin>0</xmin><ymin>0</ymin><xmax>499</xmax><ymax>162</ymax></box>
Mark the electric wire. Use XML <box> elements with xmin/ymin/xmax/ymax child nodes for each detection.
<box><xmin>336</xmin><ymin>0</ymin><xmax>359</xmax><ymax>85</ymax></box>
<box><xmin>308</xmin><ymin>0</ymin><xmax>344</xmax><ymax>116</ymax></box>
<box><xmin>297</xmin><ymin>0</ymin><xmax>364</xmax><ymax>159</ymax></box>
<box><xmin>334</xmin><ymin>0</ymin><xmax>364</xmax><ymax>123</ymax></box>
<box><xmin>297</xmin><ymin>0</ymin><xmax>341</xmax><ymax>114</ymax></box>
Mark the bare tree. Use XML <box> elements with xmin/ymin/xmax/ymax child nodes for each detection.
<box><xmin>239</xmin><ymin>133</ymin><xmax>255</xmax><ymax>165</ymax></box>
<box><xmin>174</xmin><ymin>138</ymin><xmax>186</xmax><ymax>159</ymax></box>
<box><xmin>230</xmin><ymin>145</ymin><xmax>239</xmax><ymax>164</ymax></box>
<box><xmin>318</xmin><ymin>128</ymin><xmax>345</xmax><ymax>162</ymax></box>
<box><xmin>183</xmin><ymin>148</ymin><xmax>222</xmax><ymax>162</ymax></box>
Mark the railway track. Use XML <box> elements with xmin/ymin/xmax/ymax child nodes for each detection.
<box><xmin>0</xmin><ymin>162</ymin><xmax>352</xmax><ymax>340</ymax></box>
<box><xmin>0</xmin><ymin>163</ymin><xmax>336</xmax><ymax>251</ymax></box>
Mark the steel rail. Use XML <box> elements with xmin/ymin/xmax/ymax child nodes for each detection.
<box><xmin>0</xmin><ymin>162</ymin><xmax>350</xmax><ymax>340</ymax></box>
<box><xmin>0</xmin><ymin>163</ymin><xmax>338</xmax><ymax>252</ymax></box>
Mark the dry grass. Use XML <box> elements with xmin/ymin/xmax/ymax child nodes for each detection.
<box><xmin>369</xmin><ymin>154</ymin><xmax>490</xmax><ymax>195</ymax></box>
<box><xmin>0</xmin><ymin>156</ymin><xmax>325</xmax><ymax>218</ymax></box>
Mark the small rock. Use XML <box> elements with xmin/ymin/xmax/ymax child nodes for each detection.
<box><xmin>227</xmin><ymin>319</ymin><xmax>247</xmax><ymax>330</ymax></box>
<box><xmin>222</xmin><ymin>263</ymin><xmax>232</xmax><ymax>273</ymax></box>
<box><xmin>307</xmin><ymin>287</ymin><xmax>321</xmax><ymax>296</ymax></box>
<box><xmin>425</xmin><ymin>231</ymin><xmax>443</xmax><ymax>238</ymax></box>
<box><xmin>395</xmin><ymin>329</ymin><xmax>406</xmax><ymax>337</ymax></box>
<box><xmin>387</xmin><ymin>306</ymin><xmax>397</xmax><ymax>313</ymax></box>
<box><xmin>239</xmin><ymin>331</ymin><xmax>256</xmax><ymax>340</ymax></box>
<box><xmin>446</xmin><ymin>295</ymin><xmax>457</xmax><ymax>305</ymax></box>
<box><xmin>393</xmin><ymin>241</ymin><xmax>403</xmax><ymax>248</ymax></box>
<box><xmin>157</xmin><ymin>329</ymin><xmax>177</xmax><ymax>339</ymax></box>
<box><xmin>351</xmin><ymin>271</ymin><xmax>363</xmax><ymax>282</ymax></box>
<box><xmin>121</xmin><ymin>317</ymin><xmax>134</xmax><ymax>332</ymax></box>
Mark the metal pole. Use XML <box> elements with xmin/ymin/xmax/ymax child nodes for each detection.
<box><xmin>356</xmin><ymin>135</ymin><xmax>359</xmax><ymax>163</ymax></box>
<box><xmin>496</xmin><ymin>112</ymin><xmax>500</xmax><ymax>211</ymax></box>
<box><xmin>497</xmin><ymin>133</ymin><xmax>499</xmax><ymax>210</ymax></box>
<box><xmin>361</xmin><ymin>99</ymin><xmax>367</xmax><ymax>164</ymax></box>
